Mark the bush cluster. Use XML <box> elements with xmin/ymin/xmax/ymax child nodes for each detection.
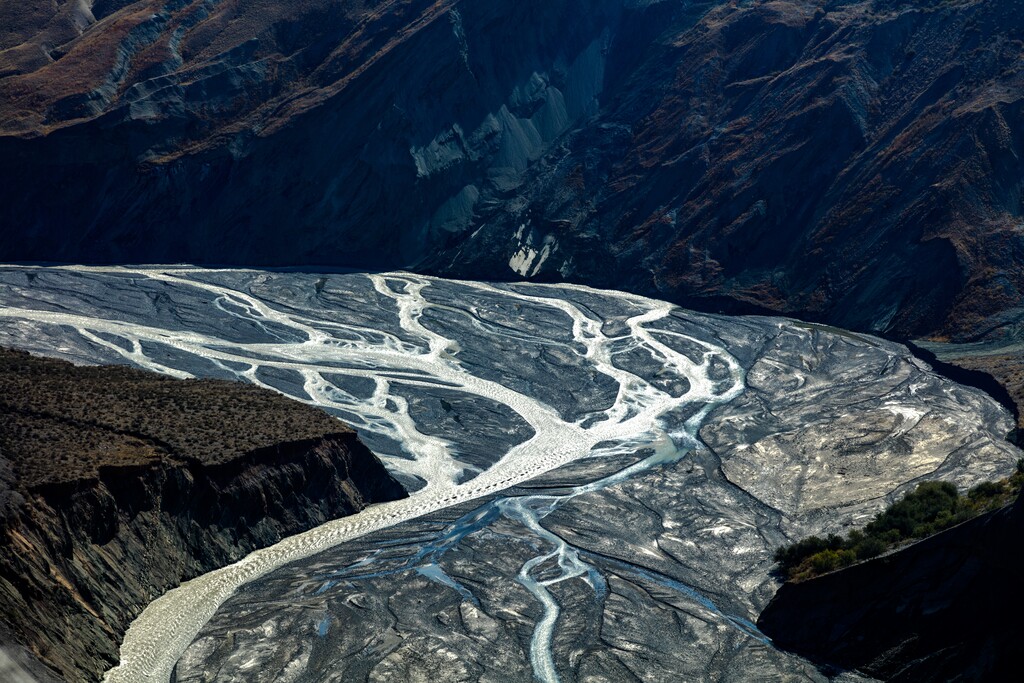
<box><xmin>775</xmin><ymin>464</ymin><xmax>1024</xmax><ymax>582</ymax></box>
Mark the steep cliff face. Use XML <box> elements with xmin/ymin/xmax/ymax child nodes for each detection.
<box><xmin>0</xmin><ymin>436</ymin><xmax>405</xmax><ymax>683</ymax></box>
<box><xmin>0</xmin><ymin>0</ymin><xmax>621</xmax><ymax>270</ymax></box>
<box><xmin>0</xmin><ymin>350</ymin><xmax>406</xmax><ymax>682</ymax></box>
<box><xmin>448</xmin><ymin>0</ymin><xmax>1024</xmax><ymax>343</ymax></box>
<box><xmin>1</xmin><ymin>1</ymin><xmax>1022</xmax><ymax>343</ymax></box>
<box><xmin>757</xmin><ymin>494</ymin><xmax>1024</xmax><ymax>682</ymax></box>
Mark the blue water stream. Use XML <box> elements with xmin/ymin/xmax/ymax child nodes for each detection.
<box><xmin>316</xmin><ymin>423</ymin><xmax>768</xmax><ymax>682</ymax></box>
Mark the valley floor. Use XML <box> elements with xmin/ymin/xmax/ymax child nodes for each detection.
<box><xmin>0</xmin><ymin>265</ymin><xmax>1018</xmax><ymax>682</ymax></box>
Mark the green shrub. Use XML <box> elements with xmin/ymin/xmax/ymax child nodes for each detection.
<box><xmin>774</xmin><ymin>473</ymin><xmax>1021</xmax><ymax>581</ymax></box>
<box><xmin>968</xmin><ymin>481</ymin><xmax>1005</xmax><ymax>500</ymax></box>
<box><xmin>865</xmin><ymin>481</ymin><xmax>958</xmax><ymax>539</ymax></box>
<box><xmin>854</xmin><ymin>536</ymin><xmax>886</xmax><ymax>560</ymax></box>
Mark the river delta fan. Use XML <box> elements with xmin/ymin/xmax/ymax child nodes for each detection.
<box><xmin>0</xmin><ymin>266</ymin><xmax>1017</xmax><ymax>682</ymax></box>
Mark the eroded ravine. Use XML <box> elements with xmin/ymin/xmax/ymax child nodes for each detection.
<box><xmin>0</xmin><ymin>265</ymin><xmax>1018</xmax><ymax>682</ymax></box>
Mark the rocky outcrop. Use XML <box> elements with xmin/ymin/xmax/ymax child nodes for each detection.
<box><xmin>0</xmin><ymin>348</ymin><xmax>406</xmax><ymax>682</ymax></box>
<box><xmin>757</xmin><ymin>494</ymin><xmax>1024</xmax><ymax>682</ymax></box>
<box><xmin>2</xmin><ymin>1</ymin><xmax>1023</xmax><ymax>344</ymax></box>
<box><xmin>0</xmin><ymin>434</ymin><xmax>405</xmax><ymax>682</ymax></box>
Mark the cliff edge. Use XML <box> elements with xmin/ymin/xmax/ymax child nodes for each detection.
<box><xmin>0</xmin><ymin>349</ymin><xmax>406</xmax><ymax>682</ymax></box>
<box><xmin>757</xmin><ymin>493</ymin><xmax>1024</xmax><ymax>681</ymax></box>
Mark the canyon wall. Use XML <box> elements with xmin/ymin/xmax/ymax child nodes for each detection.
<box><xmin>2</xmin><ymin>1</ymin><xmax>1023</xmax><ymax>342</ymax></box>
<box><xmin>0</xmin><ymin>436</ymin><xmax>405</xmax><ymax>682</ymax></box>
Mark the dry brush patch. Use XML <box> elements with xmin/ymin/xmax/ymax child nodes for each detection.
<box><xmin>0</xmin><ymin>347</ymin><xmax>346</xmax><ymax>488</ymax></box>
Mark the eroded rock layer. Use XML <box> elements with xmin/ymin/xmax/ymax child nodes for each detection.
<box><xmin>0</xmin><ymin>350</ymin><xmax>405</xmax><ymax>683</ymax></box>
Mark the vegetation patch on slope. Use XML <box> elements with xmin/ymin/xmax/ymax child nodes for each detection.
<box><xmin>774</xmin><ymin>463</ymin><xmax>1024</xmax><ymax>581</ymax></box>
<box><xmin>0</xmin><ymin>347</ymin><xmax>346</xmax><ymax>487</ymax></box>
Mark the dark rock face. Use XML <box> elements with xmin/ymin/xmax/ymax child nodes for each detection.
<box><xmin>447</xmin><ymin>0</ymin><xmax>1024</xmax><ymax>342</ymax></box>
<box><xmin>757</xmin><ymin>494</ymin><xmax>1024</xmax><ymax>682</ymax></box>
<box><xmin>0</xmin><ymin>436</ymin><xmax>405</xmax><ymax>683</ymax></box>
<box><xmin>0</xmin><ymin>0</ymin><xmax>621</xmax><ymax>270</ymax></box>
<box><xmin>2</xmin><ymin>1</ymin><xmax>1023</xmax><ymax>342</ymax></box>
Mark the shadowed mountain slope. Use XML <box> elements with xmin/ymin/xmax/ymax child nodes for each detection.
<box><xmin>758</xmin><ymin>492</ymin><xmax>1024</xmax><ymax>682</ymax></box>
<box><xmin>2</xmin><ymin>1</ymin><xmax>1023</xmax><ymax>344</ymax></box>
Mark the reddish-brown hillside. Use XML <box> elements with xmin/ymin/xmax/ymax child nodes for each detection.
<box><xmin>0</xmin><ymin>1</ymin><xmax>1022</xmax><ymax>346</ymax></box>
